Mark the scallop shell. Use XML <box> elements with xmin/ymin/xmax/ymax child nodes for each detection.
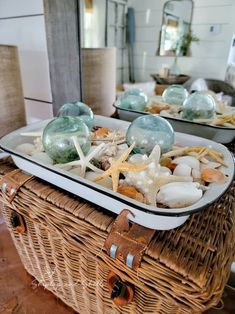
<box><xmin>156</xmin><ymin>182</ymin><xmax>203</xmax><ymax>208</ymax></box>
<box><xmin>201</xmin><ymin>168</ymin><xmax>226</xmax><ymax>183</ymax></box>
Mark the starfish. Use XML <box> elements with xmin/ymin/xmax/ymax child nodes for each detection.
<box><xmin>162</xmin><ymin>146</ymin><xmax>227</xmax><ymax>167</ymax></box>
<box><xmin>93</xmin><ymin>143</ymin><xmax>147</xmax><ymax>192</ymax></box>
<box><xmin>215</xmin><ymin>112</ymin><xmax>235</xmax><ymax>126</ymax></box>
<box><xmin>56</xmin><ymin>136</ymin><xmax>105</xmax><ymax>177</ymax></box>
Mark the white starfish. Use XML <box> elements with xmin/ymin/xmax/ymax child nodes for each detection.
<box><xmin>56</xmin><ymin>136</ymin><xmax>105</xmax><ymax>177</ymax></box>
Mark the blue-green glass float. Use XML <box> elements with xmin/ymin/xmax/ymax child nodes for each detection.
<box><xmin>182</xmin><ymin>91</ymin><xmax>216</xmax><ymax>120</ymax></box>
<box><xmin>126</xmin><ymin>115</ymin><xmax>174</xmax><ymax>154</ymax></box>
<box><xmin>124</xmin><ymin>88</ymin><xmax>148</xmax><ymax>102</ymax></box>
<box><xmin>116</xmin><ymin>88</ymin><xmax>148</xmax><ymax>111</ymax></box>
<box><xmin>58</xmin><ymin>101</ymin><xmax>94</xmax><ymax>130</ymax></box>
<box><xmin>162</xmin><ymin>84</ymin><xmax>189</xmax><ymax>106</ymax></box>
<box><xmin>42</xmin><ymin>116</ymin><xmax>91</xmax><ymax>164</ymax></box>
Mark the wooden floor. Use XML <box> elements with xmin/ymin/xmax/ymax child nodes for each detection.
<box><xmin>0</xmin><ymin>215</ymin><xmax>235</xmax><ymax>314</ymax></box>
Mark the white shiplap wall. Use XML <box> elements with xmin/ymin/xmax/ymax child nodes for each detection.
<box><xmin>0</xmin><ymin>0</ymin><xmax>53</xmax><ymax>123</ymax></box>
<box><xmin>128</xmin><ymin>0</ymin><xmax>235</xmax><ymax>82</ymax></box>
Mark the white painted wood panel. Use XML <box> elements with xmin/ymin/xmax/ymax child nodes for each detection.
<box><xmin>192</xmin><ymin>24</ymin><xmax>233</xmax><ymax>42</ymax></box>
<box><xmin>116</xmin><ymin>68</ymin><xmax>129</xmax><ymax>86</ymax></box>
<box><xmin>191</xmin><ymin>41</ymin><xmax>231</xmax><ymax>59</ymax></box>
<box><xmin>0</xmin><ymin>16</ymin><xmax>52</xmax><ymax>102</ymax></box>
<box><xmin>194</xmin><ymin>0</ymin><xmax>233</xmax><ymax>8</ymax></box>
<box><xmin>135</xmin><ymin>10</ymin><xmax>162</xmax><ymax>28</ymax></box>
<box><xmin>128</xmin><ymin>0</ymin><xmax>165</xmax><ymax>12</ymax></box>
<box><xmin>133</xmin><ymin>54</ymin><xmax>227</xmax><ymax>80</ymax></box>
<box><xmin>0</xmin><ymin>0</ymin><xmax>44</xmax><ymax>18</ymax></box>
<box><xmin>192</xmin><ymin>6</ymin><xmax>234</xmax><ymax>25</ymax></box>
<box><xmin>134</xmin><ymin>41</ymin><xmax>159</xmax><ymax>57</ymax></box>
<box><xmin>177</xmin><ymin>57</ymin><xmax>227</xmax><ymax>79</ymax></box>
<box><xmin>24</xmin><ymin>99</ymin><xmax>53</xmax><ymax>124</ymax></box>
<box><xmin>136</xmin><ymin>27</ymin><xmax>160</xmax><ymax>42</ymax></box>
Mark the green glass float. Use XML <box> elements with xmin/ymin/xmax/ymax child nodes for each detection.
<box><xmin>162</xmin><ymin>84</ymin><xmax>189</xmax><ymax>106</ymax></box>
<box><xmin>124</xmin><ymin>88</ymin><xmax>148</xmax><ymax>102</ymax></box>
<box><xmin>182</xmin><ymin>91</ymin><xmax>216</xmax><ymax>120</ymax></box>
<box><xmin>58</xmin><ymin>101</ymin><xmax>94</xmax><ymax>130</ymax></box>
<box><xmin>116</xmin><ymin>88</ymin><xmax>148</xmax><ymax>111</ymax></box>
<box><xmin>126</xmin><ymin>115</ymin><xmax>174</xmax><ymax>154</ymax></box>
<box><xmin>42</xmin><ymin>116</ymin><xmax>91</xmax><ymax>164</ymax></box>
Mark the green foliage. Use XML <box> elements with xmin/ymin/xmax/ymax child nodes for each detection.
<box><xmin>175</xmin><ymin>32</ymin><xmax>200</xmax><ymax>56</ymax></box>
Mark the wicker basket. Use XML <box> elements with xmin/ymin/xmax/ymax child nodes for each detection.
<box><xmin>0</xmin><ymin>149</ymin><xmax>235</xmax><ymax>313</ymax></box>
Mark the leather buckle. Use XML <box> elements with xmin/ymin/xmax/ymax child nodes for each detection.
<box><xmin>105</xmin><ymin>209</ymin><xmax>155</xmax><ymax>270</ymax></box>
<box><xmin>0</xmin><ymin>169</ymin><xmax>33</xmax><ymax>203</ymax></box>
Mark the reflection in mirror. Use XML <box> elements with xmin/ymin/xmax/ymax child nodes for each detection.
<box><xmin>159</xmin><ymin>0</ymin><xmax>193</xmax><ymax>56</ymax></box>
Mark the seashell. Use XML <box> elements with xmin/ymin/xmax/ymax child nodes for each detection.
<box><xmin>160</xmin><ymin>157</ymin><xmax>172</xmax><ymax>167</ymax></box>
<box><xmin>117</xmin><ymin>185</ymin><xmax>145</xmax><ymax>203</ymax></box>
<box><xmin>32</xmin><ymin>152</ymin><xmax>53</xmax><ymax>164</ymax></box>
<box><xmin>173</xmin><ymin>156</ymin><xmax>200</xmax><ymax>170</ymax></box>
<box><xmin>97</xmin><ymin>142</ymin><xmax>118</xmax><ymax>158</ymax></box>
<box><xmin>15</xmin><ymin>143</ymin><xmax>36</xmax><ymax>155</ymax></box>
<box><xmin>93</xmin><ymin>127</ymin><xmax>110</xmax><ymax>138</ymax></box>
<box><xmin>69</xmin><ymin>167</ymin><xmax>82</xmax><ymax>176</ymax></box>
<box><xmin>215</xmin><ymin>100</ymin><xmax>234</xmax><ymax>115</ymax></box>
<box><xmin>157</xmin><ymin>182</ymin><xmax>203</xmax><ymax>208</ymax></box>
<box><xmin>160</xmin><ymin>166</ymin><xmax>172</xmax><ymax>175</ymax></box>
<box><xmin>200</xmin><ymin>161</ymin><xmax>221</xmax><ymax>170</ymax></box>
<box><xmin>201</xmin><ymin>168</ymin><xmax>226</xmax><ymax>183</ymax></box>
<box><xmin>160</xmin><ymin>110</ymin><xmax>172</xmax><ymax>118</ymax></box>
<box><xmin>85</xmin><ymin>171</ymin><xmax>112</xmax><ymax>189</ymax></box>
<box><xmin>33</xmin><ymin>137</ymin><xmax>44</xmax><ymax>152</ymax></box>
<box><xmin>156</xmin><ymin>175</ymin><xmax>193</xmax><ymax>189</ymax></box>
<box><xmin>129</xmin><ymin>153</ymin><xmax>148</xmax><ymax>165</ymax></box>
<box><xmin>55</xmin><ymin>164</ymin><xmax>73</xmax><ymax>171</ymax></box>
<box><xmin>192</xmin><ymin>168</ymin><xmax>201</xmax><ymax>179</ymax></box>
<box><xmin>173</xmin><ymin>163</ymin><xmax>191</xmax><ymax>177</ymax></box>
<box><xmin>99</xmin><ymin>156</ymin><xmax>111</xmax><ymax>171</ymax></box>
<box><xmin>147</xmin><ymin>104</ymin><xmax>170</xmax><ymax>114</ymax></box>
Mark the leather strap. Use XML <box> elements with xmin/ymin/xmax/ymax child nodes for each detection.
<box><xmin>0</xmin><ymin>169</ymin><xmax>34</xmax><ymax>203</ymax></box>
<box><xmin>105</xmin><ymin>209</ymin><xmax>155</xmax><ymax>270</ymax></box>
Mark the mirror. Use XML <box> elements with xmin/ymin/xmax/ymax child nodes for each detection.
<box><xmin>159</xmin><ymin>0</ymin><xmax>193</xmax><ymax>57</ymax></box>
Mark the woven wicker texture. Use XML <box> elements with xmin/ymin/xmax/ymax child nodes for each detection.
<box><xmin>0</xmin><ymin>153</ymin><xmax>234</xmax><ymax>314</ymax></box>
<box><xmin>0</xmin><ymin>45</ymin><xmax>26</xmax><ymax>137</ymax></box>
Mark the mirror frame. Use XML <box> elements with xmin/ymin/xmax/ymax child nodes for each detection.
<box><xmin>157</xmin><ymin>0</ymin><xmax>194</xmax><ymax>57</ymax></box>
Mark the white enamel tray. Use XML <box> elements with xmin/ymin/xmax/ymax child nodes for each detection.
<box><xmin>0</xmin><ymin>115</ymin><xmax>234</xmax><ymax>230</ymax></box>
<box><xmin>114</xmin><ymin>105</ymin><xmax>235</xmax><ymax>144</ymax></box>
